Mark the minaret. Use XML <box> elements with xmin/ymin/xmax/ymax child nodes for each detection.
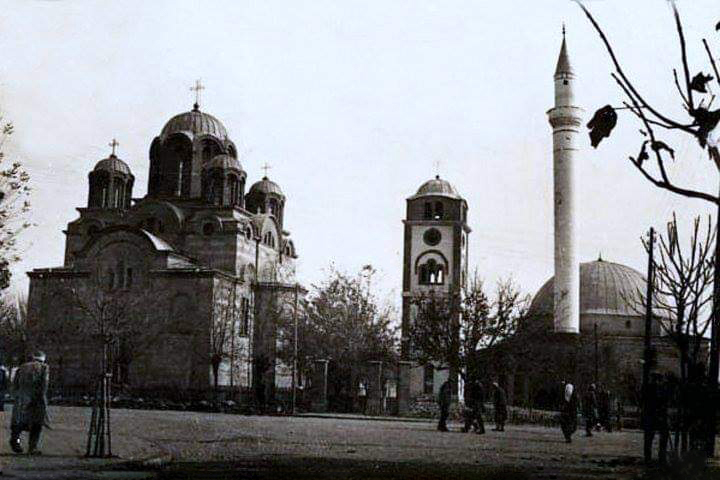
<box><xmin>547</xmin><ymin>28</ymin><xmax>582</xmax><ymax>334</ymax></box>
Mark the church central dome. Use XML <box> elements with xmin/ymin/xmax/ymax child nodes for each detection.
<box><xmin>160</xmin><ymin>107</ymin><xmax>228</xmax><ymax>141</ymax></box>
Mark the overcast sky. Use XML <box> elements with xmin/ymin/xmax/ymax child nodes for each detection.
<box><xmin>2</xmin><ymin>0</ymin><xmax>718</xmax><ymax>311</ymax></box>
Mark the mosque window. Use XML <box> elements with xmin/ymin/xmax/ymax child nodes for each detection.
<box><xmin>423</xmin><ymin>202</ymin><xmax>432</xmax><ymax>220</ymax></box>
<box><xmin>434</xmin><ymin>202</ymin><xmax>444</xmax><ymax>220</ymax></box>
<box><xmin>419</xmin><ymin>259</ymin><xmax>444</xmax><ymax>285</ymax></box>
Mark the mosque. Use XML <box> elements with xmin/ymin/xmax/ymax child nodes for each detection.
<box><xmin>399</xmin><ymin>33</ymin><xmax>686</xmax><ymax>409</ymax></box>
<box><xmin>26</xmin><ymin>86</ymin><xmax>298</xmax><ymax>402</ymax></box>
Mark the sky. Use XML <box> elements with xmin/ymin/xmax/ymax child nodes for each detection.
<box><xmin>1</xmin><ymin>0</ymin><xmax>719</xmax><ymax>313</ymax></box>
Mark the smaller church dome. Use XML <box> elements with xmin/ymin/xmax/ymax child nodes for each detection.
<box><xmin>249</xmin><ymin>176</ymin><xmax>284</xmax><ymax>197</ymax></box>
<box><xmin>203</xmin><ymin>154</ymin><xmax>243</xmax><ymax>172</ymax></box>
<box><xmin>93</xmin><ymin>155</ymin><xmax>132</xmax><ymax>176</ymax></box>
<box><xmin>411</xmin><ymin>175</ymin><xmax>462</xmax><ymax>200</ymax></box>
<box><xmin>160</xmin><ymin>107</ymin><xmax>228</xmax><ymax>140</ymax></box>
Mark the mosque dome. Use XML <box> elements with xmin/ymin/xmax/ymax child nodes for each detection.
<box><xmin>528</xmin><ymin>259</ymin><xmax>646</xmax><ymax>319</ymax></box>
<box><xmin>160</xmin><ymin>107</ymin><xmax>228</xmax><ymax>141</ymax></box>
<box><xmin>249</xmin><ymin>176</ymin><xmax>284</xmax><ymax>197</ymax></box>
<box><xmin>411</xmin><ymin>175</ymin><xmax>462</xmax><ymax>200</ymax></box>
<box><xmin>93</xmin><ymin>155</ymin><xmax>132</xmax><ymax>176</ymax></box>
<box><xmin>203</xmin><ymin>153</ymin><xmax>243</xmax><ymax>172</ymax></box>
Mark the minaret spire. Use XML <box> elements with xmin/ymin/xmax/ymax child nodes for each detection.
<box><xmin>547</xmin><ymin>27</ymin><xmax>583</xmax><ymax>335</ymax></box>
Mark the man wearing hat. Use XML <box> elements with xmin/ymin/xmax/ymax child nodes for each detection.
<box><xmin>10</xmin><ymin>351</ymin><xmax>50</xmax><ymax>455</ymax></box>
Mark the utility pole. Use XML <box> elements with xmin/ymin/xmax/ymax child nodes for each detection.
<box><xmin>291</xmin><ymin>283</ymin><xmax>299</xmax><ymax>415</ymax></box>
<box><xmin>594</xmin><ymin>323</ymin><xmax>599</xmax><ymax>384</ymax></box>
<box><xmin>642</xmin><ymin>227</ymin><xmax>655</xmax><ymax>409</ymax></box>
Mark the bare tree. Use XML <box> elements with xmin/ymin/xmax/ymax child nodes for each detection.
<box><xmin>409</xmin><ymin>275</ymin><xmax>529</xmax><ymax>381</ymax></box>
<box><xmin>576</xmin><ymin>0</ymin><xmax>720</xmax><ymax>454</ymax></box>
<box><xmin>206</xmin><ymin>281</ymin><xmax>247</xmax><ymax>393</ymax></box>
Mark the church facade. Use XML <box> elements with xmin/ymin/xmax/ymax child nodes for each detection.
<box><xmin>26</xmin><ymin>97</ymin><xmax>299</xmax><ymax>400</ymax></box>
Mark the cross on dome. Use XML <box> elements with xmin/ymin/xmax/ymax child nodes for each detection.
<box><xmin>261</xmin><ymin>162</ymin><xmax>272</xmax><ymax>179</ymax></box>
<box><xmin>190</xmin><ymin>79</ymin><xmax>205</xmax><ymax>110</ymax></box>
<box><xmin>109</xmin><ymin>138</ymin><xmax>119</xmax><ymax>157</ymax></box>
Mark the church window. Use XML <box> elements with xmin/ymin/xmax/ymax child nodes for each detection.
<box><xmin>423</xmin><ymin>364</ymin><xmax>434</xmax><ymax>394</ymax></box>
<box><xmin>263</xmin><ymin>232</ymin><xmax>276</xmax><ymax>248</ymax></box>
<box><xmin>203</xmin><ymin>223</ymin><xmax>215</xmax><ymax>236</ymax></box>
<box><xmin>107</xmin><ymin>270</ymin><xmax>116</xmax><ymax>290</ymax></box>
<box><xmin>419</xmin><ymin>259</ymin><xmax>444</xmax><ymax>285</ymax></box>
<box><xmin>125</xmin><ymin>268</ymin><xmax>133</xmax><ymax>288</ymax></box>
<box><xmin>625</xmin><ymin>320</ymin><xmax>631</xmax><ymax>329</ymax></box>
<box><xmin>87</xmin><ymin>225</ymin><xmax>100</xmax><ymax>236</ymax></box>
<box><xmin>434</xmin><ymin>202</ymin><xmax>444</xmax><ymax>220</ymax></box>
<box><xmin>240</xmin><ymin>297</ymin><xmax>250</xmax><ymax>336</ymax></box>
<box><xmin>423</xmin><ymin>202</ymin><xmax>432</xmax><ymax>220</ymax></box>
<box><xmin>245</xmin><ymin>227</ymin><xmax>253</xmax><ymax>240</ymax></box>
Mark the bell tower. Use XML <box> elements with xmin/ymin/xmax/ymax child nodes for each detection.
<box><xmin>400</xmin><ymin>175</ymin><xmax>470</xmax><ymax>398</ymax></box>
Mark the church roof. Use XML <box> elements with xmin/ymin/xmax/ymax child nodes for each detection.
<box><xmin>554</xmin><ymin>36</ymin><xmax>573</xmax><ymax>76</ymax></box>
<box><xmin>204</xmin><ymin>153</ymin><xmax>243</xmax><ymax>172</ymax></box>
<box><xmin>93</xmin><ymin>155</ymin><xmax>132</xmax><ymax>176</ymax></box>
<box><xmin>409</xmin><ymin>175</ymin><xmax>462</xmax><ymax>200</ymax></box>
<box><xmin>528</xmin><ymin>259</ymin><xmax>645</xmax><ymax>318</ymax></box>
<box><xmin>249</xmin><ymin>176</ymin><xmax>284</xmax><ymax>197</ymax></box>
<box><xmin>160</xmin><ymin>107</ymin><xmax>228</xmax><ymax>140</ymax></box>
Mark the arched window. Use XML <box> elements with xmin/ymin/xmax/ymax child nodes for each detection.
<box><xmin>424</xmin><ymin>202</ymin><xmax>432</xmax><ymax>220</ymax></box>
<box><xmin>419</xmin><ymin>259</ymin><xmax>444</xmax><ymax>285</ymax></box>
<box><xmin>203</xmin><ymin>223</ymin><xmax>215</xmax><ymax>236</ymax></box>
<box><xmin>87</xmin><ymin>224</ymin><xmax>100</xmax><ymax>236</ymax></box>
<box><xmin>434</xmin><ymin>201</ymin><xmax>444</xmax><ymax>220</ymax></box>
<box><xmin>263</xmin><ymin>231</ymin><xmax>276</xmax><ymax>248</ymax></box>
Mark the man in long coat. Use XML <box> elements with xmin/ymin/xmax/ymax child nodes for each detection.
<box><xmin>462</xmin><ymin>379</ymin><xmax>486</xmax><ymax>434</ymax></box>
<box><xmin>437</xmin><ymin>380</ymin><xmax>451</xmax><ymax>432</ymax></box>
<box><xmin>491</xmin><ymin>382</ymin><xmax>507</xmax><ymax>432</ymax></box>
<box><xmin>10</xmin><ymin>351</ymin><xmax>50</xmax><ymax>455</ymax></box>
<box><xmin>582</xmin><ymin>383</ymin><xmax>598</xmax><ymax>437</ymax></box>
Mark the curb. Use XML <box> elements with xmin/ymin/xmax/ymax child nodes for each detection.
<box><xmin>293</xmin><ymin>413</ymin><xmax>435</xmax><ymax>423</ymax></box>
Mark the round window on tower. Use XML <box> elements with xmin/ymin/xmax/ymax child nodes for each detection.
<box><xmin>423</xmin><ymin>228</ymin><xmax>441</xmax><ymax>246</ymax></box>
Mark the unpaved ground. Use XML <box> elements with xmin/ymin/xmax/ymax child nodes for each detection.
<box><xmin>2</xmin><ymin>406</ymin><xmax>653</xmax><ymax>479</ymax></box>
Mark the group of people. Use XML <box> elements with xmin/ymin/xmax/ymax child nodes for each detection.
<box><xmin>559</xmin><ymin>381</ymin><xmax>621</xmax><ymax>444</ymax></box>
<box><xmin>0</xmin><ymin>350</ymin><xmax>51</xmax><ymax>466</ymax></box>
<box><xmin>436</xmin><ymin>379</ymin><xmax>508</xmax><ymax>433</ymax></box>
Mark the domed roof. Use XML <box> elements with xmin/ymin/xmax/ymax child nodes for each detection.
<box><xmin>93</xmin><ymin>155</ymin><xmax>132</xmax><ymax>176</ymax></box>
<box><xmin>249</xmin><ymin>176</ymin><xmax>284</xmax><ymax>197</ymax></box>
<box><xmin>160</xmin><ymin>107</ymin><xmax>228</xmax><ymax>140</ymax></box>
<box><xmin>529</xmin><ymin>259</ymin><xmax>646</xmax><ymax>318</ymax></box>
<box><xmin>203</xmin><ymin>154</ymin><xmax>243</xmax><ymax>172</ymax></box>
<box><xmin>409</xmin><ymin>175</ymin><xmax>462</xmax><ymax>200</ymax></box>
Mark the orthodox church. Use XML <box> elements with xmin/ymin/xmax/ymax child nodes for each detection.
<box><xmin>26</xmin><ymin>88</ymin><xmax>298</xmax><ymax>401</ymax></box>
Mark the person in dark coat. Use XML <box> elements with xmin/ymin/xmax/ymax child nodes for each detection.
<box><xmin>10</xmin><ymin>351</ymin><xmax>50</xmax><ymax>455</ymax></box>
<box><xmin>643</xmin><ymin>373</ymin><xmax>670</xmax><ymax>465</ymax></box>
<box><xmin>491</xmin><ymin>382</ymin><xmax>507</xmax><ymax>432</ymax></box>
<box><xmin>462</xmin><ymin>379</ymin><xmax>485</xmax><ymax>434</ymax></box>
<box><xmin>582</xmin><ymin>384</ymin><xmax>598</xmax><ymax>437</ymax></box>
<box><xmin>597</xmin><ymin>385</ymin><xmax>611</xmax><ymax>432</ymax></box>
<box><xmin>0</xmin><ymin>360</ymin><xmax>8</xmax><ymax>412</ymax></box>
<box><xmin>437</xmin><ymin>380</ymin><xmax>451</xmax><ymax>432</ymax></box>
<box><xmin>560</xmin><ymin>382</ymin><xmax>578</xmax><ymax>443</ymax></box>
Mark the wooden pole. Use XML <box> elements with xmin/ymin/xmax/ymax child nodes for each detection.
<box><xmin>292</xmin><ymin>284</ymin><xmax>299</xmax><ymax>415</ymax></box>
<box><xmin>642</xmin><ymin>228</ymin><xmax>655</xmax><ymax>417</ymax></box>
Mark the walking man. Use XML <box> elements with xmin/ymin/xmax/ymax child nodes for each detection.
<box><xmin>582</xmin><ymin>383</ymin><xmax>598</xmax><ymax>437</ymax></box>
<box><xmin>643</xmin><ymin>373</ymin><xmax>670</xmax><ymax>465</ymax></box>
<box><xmin>462</xmin><ymin>378</ymin><xmax>485</xmax><ymax>434</ymax></box>
<box><xmin>437</xmin><ymin>379</ymin><xmax>451</xmax><ymax>432</ymax></box>
<box><xmin>10</xmin><ymin>351</ymin><xmax>50</xmax><ymax>455</ymax></box>
<box><xmin>491</xmin><ymin>382</ymin><xmax>507</xmax><ymax>432</ymax></box>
